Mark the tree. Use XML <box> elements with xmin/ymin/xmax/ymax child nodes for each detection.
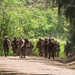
<box><xmin>56</xmin><ymin>0</ymin><xmax>75</xmax><ymax>48</ymax></box>
<box><xmin>0</xmin><ymin>0</ymin><xmax>68</xmax><ymax>55</ymax></box>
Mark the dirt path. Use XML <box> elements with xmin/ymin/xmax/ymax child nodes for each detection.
<box><xmin>0</xmin><ymin>56</ymin><xmax>75</xmax><ymax>75</ymax></box>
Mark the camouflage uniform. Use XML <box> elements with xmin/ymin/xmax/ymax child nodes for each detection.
<box><xmin>48</xmin><ymin>39</ymin><xmax>55</xmax><ymax>59</ymax></box>
<box><xmin>11</xmin><ymin>37</ymin><xmax>18</xmax><ymax>55</ymax></box>
<box><xmin>24</xmin><ymin>38</ymin><xmax>30</xmax><ymax>56</ymax></box>
<box><xmin>17</xmin><ymin>37</ymin><xmax>25</xmax><ymax>58</ymax></box>
<box><xmin>37</xmin><ymin>39</ymin><xmax>43</xmax><ymax>56</ymax></box>
<box><xmin>43</xmin><ymin>39</ymin><xmax>48</xmax><ymax>58</ymax></box>
<box><xmin>64</xmin><ymin>42</ymin><xmax>71</xmax><ymax>56</ymax></box>
<box><xmin>29</xmin><ymin>41</ymin><xmax>34</xmax><ymax>55</ymax></box>
<box><xmin>2</xmin><ymin>36</ymin><xmax>10</xmax><ymax>57</ymax></box>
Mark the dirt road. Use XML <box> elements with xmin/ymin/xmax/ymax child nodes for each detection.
<box><xmin>0</xmin><ymin>56</ymin><xmax>75</xmax><ymax>75</ymax></box>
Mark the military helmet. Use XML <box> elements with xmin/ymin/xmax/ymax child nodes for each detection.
<box><xmin>5</xmin><ymin>36</ymin><xmax>8</xmax><ymax>39</ymax></box>
<box><xmin>13</xmin><ymin>36</ymin><xmax>16</xmax><ymax>39</ymax></box>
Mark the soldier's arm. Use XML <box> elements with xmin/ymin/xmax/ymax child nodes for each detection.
<box><xmin>7</xmin><ymin>39</ymin><xmax>11</xmax><ymax>47</ymax></box>
<box><xmin>11</xmin><ymin>39</ymin><xmax>13</xmax><ymax>46</ymax></box>
<box><xmin>21</xmin><ymin>39</ymin><xmax>25</xmax><ymax>47</ymax></box>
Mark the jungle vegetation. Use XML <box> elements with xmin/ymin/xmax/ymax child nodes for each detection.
<box><xmin>0</xmin><ymin>0</ymin><xmax>73</xmax><ymax>56</ymax></box>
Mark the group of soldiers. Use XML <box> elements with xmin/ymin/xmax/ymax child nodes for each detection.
<box><xmin>2</xmin><ymin>36</ymin><xmax>70</xmax><ymax>59</ymax></box>
<box><xmin>37</xmin><ymin>38</ymin><xmax>72</xmax><ymax>59</ymax></box>
<box><xmin>37</xmin><ymin>38</ymin><xmax>60</xmax><ymax>59</ymax></box>
<box><xmin>2</xmin><ymin>36</ymin><xmax>34</xmax><ymax>58</ymax></box>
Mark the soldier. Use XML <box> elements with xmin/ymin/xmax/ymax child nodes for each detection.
<box><xmin>2</xmin><ymin>36</ymin><xmax>10</xmax><ymax>57</ymax></box>
<box><xmin>29</xmin><ymin>41</ymin><xmax>34</xmax><ymax>56</ymax></box>
<box><xmin>37</xmin><ymin>38</ymin><xmax>43</xmax><ymax>56</ymax></box>
<box><xmin>24</xmin><ymin>38</ymin><xmax>30</xmax><ymax>55</ymax></box>
<box><xmin>11</xmin><ymin>37</ymin><xmax>18</xmax><ymax>56</ymax></box>
<box><xmin>64</xmin><ymin>42</ymin><xmax>71</xmax><ymax>56</ymax></box>
<box><xmin>54</xmin><ymin>41</ymin><xmax>58</xmax><ymax>57</ymax></box>
<box><xmin>51</xmin><ymin>39</ymin><xmax>55</xmax><ymax>59</ymax></box>
<box><xmin>48</xmin><ymin>39</ymin><xmax>55</xmax><ymax>59</ymax></box>
<box><xmin>48</xmin><ymin>39</ymin><xmax>52</xmax><ymax>59</ymax></box>
<box><xmin>17</xmin><ymin>37</ymin><xmax>25</xmax><ymax>58</ymax></box>
<box><xmin>53</xmin><ymin>41</ymin><xmax>60</xmax><ymax>57</ymax></box>
<box><xmin>43</xmin><ymin>38</ymin><xmax>48</xmax><ymax>58</ymax></box>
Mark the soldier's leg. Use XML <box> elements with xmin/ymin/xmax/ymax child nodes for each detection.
<box><xmin>45</xmin><ymin>49</ymin><xmax>47</xmax><ymax>58</ymax></box>
<box><xmin>20</xmin><ymin>48</ymin><xmax>22</xmax><ymax>58</ymax></box>
<box><xmin>27</xmin><ymin>49</ymin><xmax>30</xmax><ymax>56</ymax></box>
<box><xmin>16</xmin><ymin>47</ymin><xmax>20</xmax><ymax>56</ymax></box>
<box><xmin>4</xmin><ymin>48</ymin><xmax>7</xmax><ymax>57</ymax></box>
<box><xmin>45</xmin><ymin>51</ymin><xmax>47</xmax><ymax>58</ymax></box>
<box><xmin>52</xmin><ymin>50</ymin><xmax>55</xmax><ymax>59</ymax></box>
<box><xmin>40</xmin><ymin>50</ymin><xmax>43</xmax><ymax>56</ymax></box>
<box><xmin>7</xmin><ymin>48</ymin><xmax>9</xmax><ymax>56</ymax></box>
<box><xmin>41</xmin><ymin>48</ymin><xmax>43</xmax><ymax>56</ymax></box>
<box><xmin>23</xmin><ymin>49</ymin><xmax>25</xmax><ymax>58</ymax></box>
<box><xmin>44</xmin><ymin>50</ymin><xmax>47</xmax><ymax>58</ymax></box>
<box><xmin>43</xmin><ymin>49</ymin><xmax>45</xmax><ymax>57</ymax></box>
<box><xmin>29</xmin><ymin>49</ymin><xmax>32</xmax><ymax>56</ymax></box>
<box><xmin>66</xmin><ymin>51</ymin><xmax>68</xmax><ymax>56</ymax></box>
<box><xmin>39</xmin><ymin>49</ymin><xmax>41</xmax><ymax>56</ymax></box>
<box><xmin>44</xmin><ymin>49</ymin><xmax>46</xmax><ymax>58</ymax></box>
<box><xmin>31</xmin><ymin>49</ymin><xmax>33</xmax><ymax>56</ymax></box>
<box><xmin>15</xmin><ymin>48</ymin><xmax>17</xmax><ymax>55</ymax></box>
<box><xmin>54</xmin><ymin>50</ymin><xmax>56</xmax><ymax>57</ymax></box>
<box><xmin>13</xmin><ymin>48</ymin><xmax>17</xmax><ymax>56</ymax></box>
<box><xmin>13</xmin><ymin>49</ymin><xmax>16</xmax><ymax>54</ymax></box>
<box><xmin>48</xmin><ymin>51</ymin><xmax>50</xmax><ymax>59</ymax></box>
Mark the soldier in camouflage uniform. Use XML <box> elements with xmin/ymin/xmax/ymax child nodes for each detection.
<box><xmin>17</xmin><ymin>37</ymin><xmax>25</xmax><ymax>58</ymax></box>
<box><xmin>29</xmin><ymin>41</ymin><xmax>34</xmax><ymax>56</ymax></box>
<box><xmin>43</xmin><ymin>39</ymin><xmax>48</xmax><ymax>58</ymax></box>
<box><xmin>2</xmin><ymin>36</ymin><xmax>10</xmax><ymax>57</ymax></box>
<box><xmin>24</xmin><ymin>38</ymin><xmax>30</xmax><ymax>55</ymax></box>
<box><xmin>64</xmin><ymin>42</ymin><xmax>71</xmax><ymax>56</ymax></box>
<box><xmin>48</xmin><ymin>39</ymin><xmax>55</xmax><ymax>59</ymax></box>
<box><xmin>37</xmin><ymin>38</ymin><xmax>43</xmax><ymax>56</ymax></box>
<box><xmin>11</xmin><ymin>37</ymin><xmax>18</xmax><ymax>56</ymax></box>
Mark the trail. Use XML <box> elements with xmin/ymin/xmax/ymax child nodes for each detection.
<box><xmin>0</xmin><ymin>56</ymin><xmax>75</xmax><ymax>75</ymax></box>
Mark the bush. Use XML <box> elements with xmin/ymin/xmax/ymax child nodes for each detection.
<box><xmin>9</xmin><ymin>48</ymin><xmax>13</xmax><ymax>56</ymax></box>
<box><xmin>59</xmin><ymin>41</ymin><xmax>66</xmax><ymax>57</ymax></box>
<box><xmin>0</xmin><ymin>45</ymin><xmax>4</xmax><ymax>56</ymax></box>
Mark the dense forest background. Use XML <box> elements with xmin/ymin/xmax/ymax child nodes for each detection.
<box><xmin>0</xmin><ymin>0</ymin><xmax>71</xmax><ymax>56</ymax></box>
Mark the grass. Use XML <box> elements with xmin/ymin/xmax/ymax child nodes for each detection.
<box><xmin>59</xmin><ymin>41</ymin><xmax>66</xmax><ymax>57</ymax></box>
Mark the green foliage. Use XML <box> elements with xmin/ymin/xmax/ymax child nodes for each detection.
<box><xmin>59</xmin><ymin>41</ymin><xmax>66</xmax><ymax>57</ymax></box>
<box><xmin>9</xmin><ymin>48</ymin><xmax>13</xmax><ymax>56</ymax></box>
<box><xmin>0</xmin><ymin>0</ymin><xmax>68</xmax><ymax>38</ymax></box>
<box><xmin>0</xmin><ymin>49</ymin><xmax>4</xmax><ymax>56</ymax></box>
<box><xmin>0</xmin><ymin>0</ymin><xmax>69</xmax><ymax>56</ymax></box>
<box><xmin>57</xmin><ymin>0</ymin><xmax>75</xmax><ymax>48</ymax></box>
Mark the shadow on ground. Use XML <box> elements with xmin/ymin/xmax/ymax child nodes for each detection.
<box><xmin>0</xmin><ymin>71</ymin><xmax>26</xmax><ymax>75</ymax></box>
<box><xmin>0</xmin><ymin>71</ymin><xmax>54</xmax><ymax>75</ymax></box>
